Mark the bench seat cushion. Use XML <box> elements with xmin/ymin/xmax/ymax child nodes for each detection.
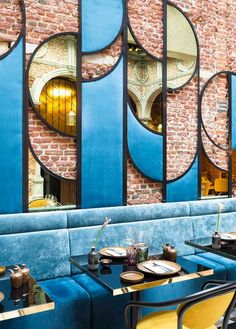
<box><xmin>72</xmin><ymin>274</ymin><xmax>130</xmax><ymax>329</ymax></box>
<box><xmin>0</xmin><ymin>230</ymin><xmax>70</xmax><ymax>281</ymax></box>
<box><xmin>196</xmin><ymin>252</ymin><xmax>236</xmax><ymax>281</ymax></box>
<box><xmin>0</xmin><ymin>276</ymin><xmax>91</xmax><ymax>329</ymax></box>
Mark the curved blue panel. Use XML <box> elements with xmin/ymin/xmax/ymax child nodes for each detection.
<box><xmin>166</xmin><ymin>157</ymin><xmax>198</xmax><ymax>202</ymax></box>
<box><xmin>231</xmin><ymin>75</ymin><xmax>236</xmax><ymax>150</ymax></box>
<box><xmin>0</xmin><ymin>38</ymin><xmax>23</xmax><ymax>213</ymax></box>
<box><xmin>82</xmin><ymin>59</ymin><xmax>123</xmax><ymax>208</ymax></box>
<box><xmin>82</xmin><ymin>0</ymin><xmax>123</xmax><ymax>53</ymax></box>
<box><xmin>127</xmin><ymin>106</ymin><xmax>163</xmax><ymax>181</ymax></box>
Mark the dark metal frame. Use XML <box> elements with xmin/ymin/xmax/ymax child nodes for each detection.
<box><xmin>125</xmin><ymin>280</ymin><xmax>236</xmax><ymax>329</ymax></box>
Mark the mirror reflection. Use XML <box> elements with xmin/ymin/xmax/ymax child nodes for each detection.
<box><xmin>128</xmin><ymin>29</ymin><xmax>163</xmax><ymax>133</ymax></box>
<box><xmin>167</xmin><ymin>4</ymin><xmax>197</xmax><ymax>89</ymax></box>
<box><xmin>201</xmin><ymin>150</ymin><xmax>228</xmax><ymax>198</ymax></box>
<box><xmin>28</xmin><ymin>148</ymin><xmax>76</xmax><ymax>211</ymax></box>
<box><xmin>29</xmin><ymin>34</ymin><xmax>77</xmax><ymax>136</ymax></box>
<box><xmin>0</xmin><ymin>0</ymin><xmax>22</xmax><ymax>56</ymax></box>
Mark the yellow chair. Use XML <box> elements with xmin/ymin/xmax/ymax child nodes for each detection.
<box><xmin>214</xmin><ymin>178</ymin><xmax>228</xmax><ymax>195</ymax></box>
<box><xmin>201</xmin><ymin>176</ymin><xmax>214</xmax><ymax>196</ymax></box>
<box><xmin>28</xmin><ymin>199</ymin><xmax>51</xmax><ymax>208</ymax></box>
<box><xmin>125</xmin><ymin>280</ymin><xmax>236</xmax><ymax>329</ymax></box>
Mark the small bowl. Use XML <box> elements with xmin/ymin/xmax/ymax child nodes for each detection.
<box><xmin>100</xmin><ymin>259</ymin><xmax>112</xmax><ymax>267</ymax></box>
<box><xmin>0</xmin><ymin>266</ymin><xmax>6</xmax><ymax>276</ymax></box>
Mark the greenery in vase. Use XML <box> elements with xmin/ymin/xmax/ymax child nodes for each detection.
<box><xmin>216</xmin><ymin>203</ymin><xmax>223</xmax><ymax>232</ymax></box>
<box><xmin>92</xmin><ymin>217</ymin><xmax>111</xmax><ymax>248</ymax></box>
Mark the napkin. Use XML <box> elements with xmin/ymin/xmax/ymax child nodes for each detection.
<box><xmin>143</xmin><ymin>262</ymin><xmax>175</xmax><ymax>274</ymax></box>
<box><xmin>105</xmin><ymin>248</ymin><xmax>126</xmax><ymax>256</ymax></box>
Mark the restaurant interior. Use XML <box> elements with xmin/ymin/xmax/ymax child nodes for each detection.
<box><xmin>1</xmin><ymin>0</ymin><xmax>236</xmax><ymax>329</ymax></box>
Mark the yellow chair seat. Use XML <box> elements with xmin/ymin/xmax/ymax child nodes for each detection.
<box><xmin>137</xmin><ymin>310</ymin><xmax>216</xmax><ymax>329</ymax></box>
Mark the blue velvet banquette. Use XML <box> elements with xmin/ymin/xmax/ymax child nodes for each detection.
<box><xmin>1</xmin><ymin>198</ymin><xmax>236</xmax><ymax>329</ymax></box>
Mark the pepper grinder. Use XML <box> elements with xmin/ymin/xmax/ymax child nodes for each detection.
<box><xmin>15</xmin><ymin>264</ymin><xmax>30</xmax><ymax>283</ymax></box>
<box><xmin>9</xmin><ymin>267</ymin><xmax>23</xmax><ymax>289</ymax></box>
<box><xmin>167</xmin><ymin>245</ymin><xmax>177</xmax><ymax>262</ymax></box>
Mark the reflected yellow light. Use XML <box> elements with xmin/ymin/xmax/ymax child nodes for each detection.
<box><xmin>50</xmin><ymin>87</ymin><xmax>73</xmax><ymax>98</ymax></box>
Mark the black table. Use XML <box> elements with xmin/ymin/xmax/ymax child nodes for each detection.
<box><xmin>185</xmin><ymin>237</ymin><xmax>236</xmax><ymax>261</ymax></box>
<box><xmin>70</xmin><ymin>255</ymin><xmax>213</xmax><ymax>329</ymax></box>
<box><xmin>0</xmin><ymin>266</ymin><xmax>54</xmax><ymax>321</ymax></box>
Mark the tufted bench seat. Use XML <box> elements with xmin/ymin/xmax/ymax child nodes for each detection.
<box><xmin>0</xmin><ymin>199</ymin><xmax>236</xmax><ymax>329</ymax></box>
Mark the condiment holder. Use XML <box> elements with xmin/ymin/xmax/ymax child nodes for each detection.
<box><xmin>9</xmin><ymin>264</ymin><xmax>30</xmax><ymax>288</ymax></box>
<box><xmin>100</xmin><ymin>259</ymin><xmax>112</xmax><ymax>267</ymax></box>
<box><xmin>162</xmin><ymin>243</ymin><xmax>177</xmax><ymax>262</ymax></box>
<box><xmin>15</xmin><ymin>264</ymin><xmax>30</xmax><ymax>283</ymax></box>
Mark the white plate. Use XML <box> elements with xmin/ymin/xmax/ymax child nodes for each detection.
<box><xmin>220</xmin><ymin>233</ymin><xmax>236</xmax><ymax>241</ymax></box>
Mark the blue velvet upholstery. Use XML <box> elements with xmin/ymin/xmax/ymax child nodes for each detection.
<box><xmin>81</xmin><ymin>59</ymin><xmax>124</xmax><ymax>208</ymax></box>
<box><xmin>191</xmin><ymin>212</ymin><xmax>236</xmax><ymax>240</ymax></box>
<box><xmin>189</xmin><ymin>198</ymin><xmax>236</xmax><ymax>216</ymax></box>
<box><xmin>69</xmin><ymin>217</ymin><xmax>194</xmax><ymax>257</ymax></box>
<box><xmin>73</xmin><ymin>274</ymin><xmax>130</xmax><ymax>329</ymax></box>
<box><xmin>166</xmin><ymin>157</ymin><xmax>198</xmax><ymax>202</ymax></box>
<box><xmin>67</xmin><ymin>202</ymin><xmax>190</xmax><ymax>228</ymax></box>
<box><xmin>0</xmin><ymin>230</ymin><xmax>70</xmax><ymax>280</ymax></box>
<box><xmin>128</xmin><ymin>104</ymin><xmax>163</xmax><ymax>181</ymax></box>
<box><xmin>82</xmin><ymin>0</ymin><xmax>123</xmax><ymax>53</ymax></box>
<box><xmin>1</xmin><ymin>198</ymin><xmax>236</xmax><ymax>329</ymax></box>
<box><xmin>0</xmin><ymin>211</ymin><xmax>67</xmax><ymax>235</ymax></box>
<box><xmin>197</xmin><ymin>252</ymin><xmax>236</xmax><ymax>281</ymax></box>
<box><xmin>0</xmin><ymin>38</ymin><xmax>23</xmax><ymax>214</ymax></box>
<box><xmin>1</xmin><ymin>277</ymin><xmax>90</xmax><ymax>329</ymax></box>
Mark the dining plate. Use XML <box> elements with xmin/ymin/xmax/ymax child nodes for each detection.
<box><xmin>137</xmin><ymin>260</ymin><xmax>181</xmax><ymax>276</ymax></box>
<box><xmin>0</xmin><ymin>292</ymin><xmax>4</xmax><ymax>302</ymax></box>
<box><xmin>0</xmin><ymin>266</ymin><xmax>5</xmax><ymax>276</ymax></box>
<box><xmin>99</xmin><ymin>247</ymin><xmax>127</xmax><ymax>258</ymax></box>
<box><xmin>220</xmin><ymin>233</ymin><xmax>236</xmax><ymax>241</ymax></box>
<box><xmin>120</xmin><ymin>271</ymin><xmax>144</xmax><ymax>283</ymax></box>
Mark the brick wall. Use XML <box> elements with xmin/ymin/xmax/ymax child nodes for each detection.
<box><xmin>2</xmin><ymin>0</ymin><xmax>235</xmax><ymax>203</ymax></box>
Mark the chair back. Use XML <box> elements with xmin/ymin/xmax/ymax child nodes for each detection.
<box><xmin>214</xmin><ymin>178</ymin><xmax>228</xmax><ymax>193</ymax></box>
<box><xmin>178</xmin><ymin>283</ymin><xmax>236</xmax><ymax>329</ymax></box>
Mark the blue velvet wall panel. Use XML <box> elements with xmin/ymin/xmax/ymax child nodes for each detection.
<box><xmin>81</xmin><ymin>59</ymin><xmax>123</xmax><ymax>208</ymax></box>
<box><xmin>127</xmin><ymin>105</ymin><xmax>163</xmax><ymax>181</ymax></box>
<box><xmin>166</xmin><ymin>157</ymin><xmax>198</xmax><ymax>202</ymax></box>
<box><xmin>231</xmin><ymin>75</ymin><xmax>236</xmax><ymax>150</ymax></box>
<box><xmin>0</xmin><ymin>39</ymin><xmax>23</xmax><ymax>214</ymax></box>
<box><xmin>82</xmin><ymin>0</ymin><xmax>123</xmax><ymax>53</ymax></box>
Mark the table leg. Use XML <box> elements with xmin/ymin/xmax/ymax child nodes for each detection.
<box><xmin>130</xmin><ymin>291</ymin><xmax>142</xmax><ymax>329</ymax></box>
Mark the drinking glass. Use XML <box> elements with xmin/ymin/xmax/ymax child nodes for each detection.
<box><xmin>126</xmin><ymin>246</ymin><xmax>137</xmax><ymax>266</ymax></box>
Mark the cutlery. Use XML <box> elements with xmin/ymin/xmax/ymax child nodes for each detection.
<box><xmin>152</xmin><ymin>262</ymin><xmax>173</xmax><ymax>272</ymax></box>
<box><xmin>143</xmin><ymin>264</ymin><xmax>171</xmax><ymax>273</ymax></box>
<box><xmin>107</xmin><ymin>248</ymin><xmax>124</xmax><ymax>255</ymax></box>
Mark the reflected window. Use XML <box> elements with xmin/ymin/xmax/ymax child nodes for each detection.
<box><xmin>38</xmin><ymin>77</ymin><xmax>77</xmax><ymax>136</ymax></box>
<box><xmin>128</xmin><ymin>29</ymin><xmax>163</xmax><ymax>133</ymax></box>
